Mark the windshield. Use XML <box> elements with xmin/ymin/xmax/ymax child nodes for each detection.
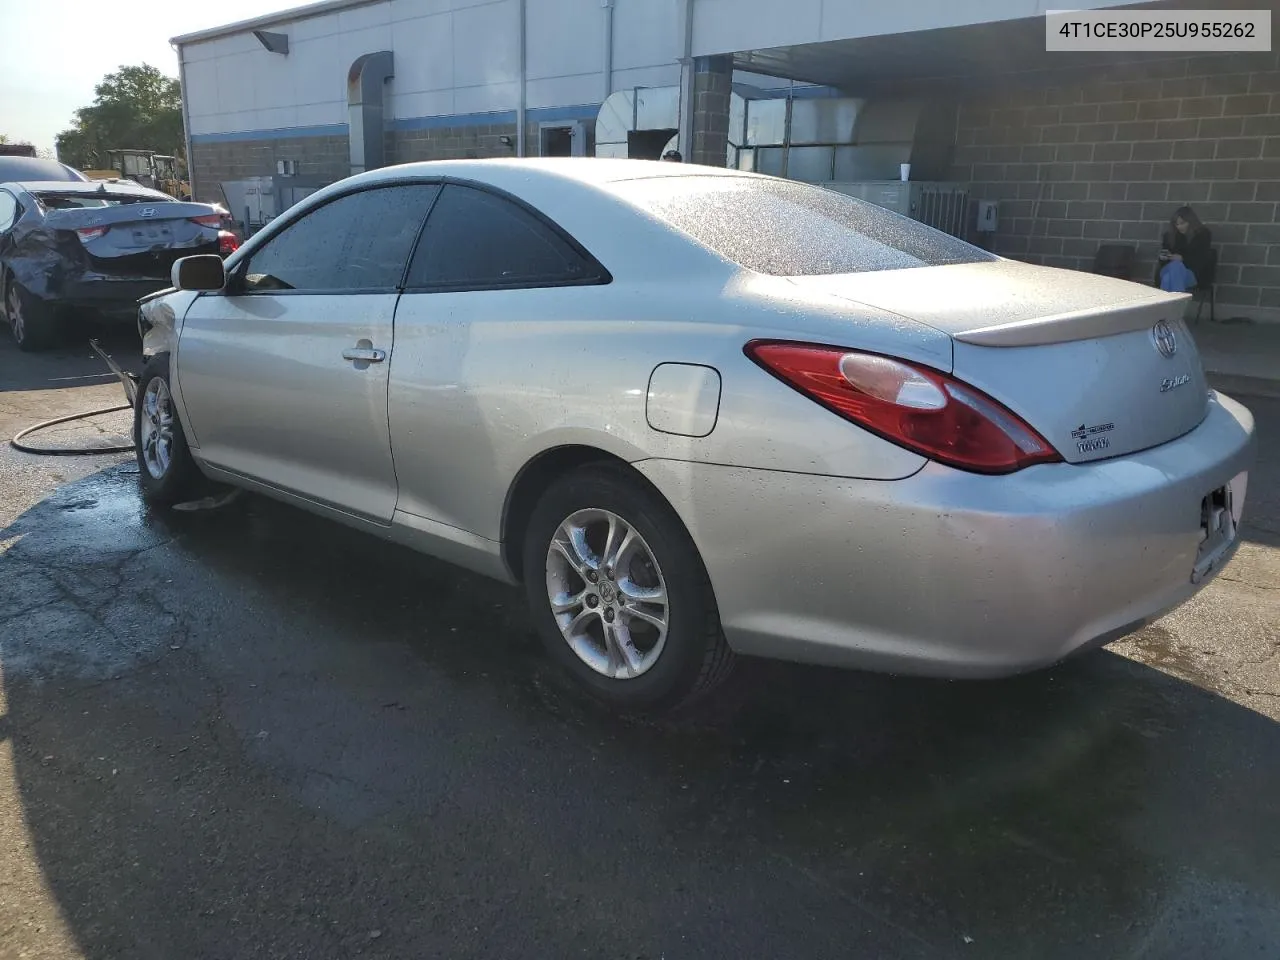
<box><xmin>36</xmin><ymin>192</ymin><xmax>172</xmax><ymax>211</ymax></box>
<box><xmin>610</xmin><ymin>175</ymin><xmax>997</xmax><ymax>276</ymax></box>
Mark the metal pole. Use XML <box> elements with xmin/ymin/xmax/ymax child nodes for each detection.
<box><xmin>517</xmin><ymin>0</ymin><xmax>527</xmax><ymax>157</ymax></box>
<box><xmin>602</xmin><ymin>0</ymin><xmax>614</xmax><ymax>100</ymax></box>
<box><xmin>677</xmin><ymin>0</ymin><xmax>695</xmax><ymax>158</ymax></box>
<box><xmin>174</xmin><ymin>43</ymin><xmax>197</xmax><ymax>200</ymax></box>
<box><xmin>781</xmin><ymin>79</ymin><xmax>794</xmax><ymax>178</ymax></box>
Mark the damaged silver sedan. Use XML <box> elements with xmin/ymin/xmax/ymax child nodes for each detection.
<box><xmin>0</xmin><ymin>180</ymin><xmax>236</xmax><ymax>351</ymax></box>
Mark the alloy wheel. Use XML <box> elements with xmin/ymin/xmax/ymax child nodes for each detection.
<box><xmin>138</xmin><ymin>377</ymin><xmax>175</xmax><ymax>479</ymax></box>
<box><xmin>6</xmin><ymin>285</ymin><xmax>24</xmax><ymax>345</ymax></box>
<box><xmin>545</xmin><ymin>508</ymin><xmax>669</xmax><ymax>680</ymax></box>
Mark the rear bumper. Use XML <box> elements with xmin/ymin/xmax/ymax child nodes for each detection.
<box><xmin>636</xmin><ymin>391</ymin><xmax>1257</xmax><ymax>678</ymax></box>
<box><xmin>59</xmin><ymin>277</ymin><xmax>171</xmax><ymax>319</ymax></box>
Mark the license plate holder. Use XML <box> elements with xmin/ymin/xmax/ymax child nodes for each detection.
<box><xmin>1191</xmin><ymin>471</ymin><xmax>1247</xmax><ymax>583</ymax></box>
<box><xmin>131</xmin><ymin>225</ymin><xmax>172</xmax><ymax>244</ymax></box>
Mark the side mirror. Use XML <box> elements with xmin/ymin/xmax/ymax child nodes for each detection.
<box><xmin>171</xmin><ymin>254</ymin><xmax>225</xmax><ymax>292</ymax></box>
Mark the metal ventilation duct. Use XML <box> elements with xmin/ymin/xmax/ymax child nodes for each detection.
<box><xmin>348</xmin><ymin>51</ymin><xmax>394</xmax><ymax>175</ymax></box>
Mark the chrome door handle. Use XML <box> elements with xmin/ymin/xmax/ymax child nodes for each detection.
<box><xmin>342</xmin><ymin>347</ymin><xmax>386</xmax><ymax>363</ymax></box>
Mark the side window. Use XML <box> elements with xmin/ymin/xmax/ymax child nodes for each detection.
<box><xmin>0</xmin><ymin>191</ymin><xmax>18</xmax><ymax>232</ymax></box>
<box><xmin>241</xmin><ymin>184</ymin><xmax>439</xmax><ymax>293</ymax></box>
<box><xmin>404</xmin><ymin>184</ymin><xmax>604</xmax><ymax>291</ymax></box>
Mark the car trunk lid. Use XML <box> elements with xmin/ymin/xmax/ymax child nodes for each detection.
<box><xmin>43</xmin><ymin>200</ymin><xmax>219</xmax><ymax>278</ymax></box>
<box><xmin>787</xmin><ymin>260</ymin><xmax>1209</xmax><ymax>464</ymax></box>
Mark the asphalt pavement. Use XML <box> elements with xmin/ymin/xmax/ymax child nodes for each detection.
<box><xmin>0</xmin><ymin>329</ymin><xmax>1277</xmax><ymax>960</ymax></box>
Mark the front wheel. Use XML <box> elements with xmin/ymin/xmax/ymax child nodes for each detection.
<box><xmin>522</xmin><ymin>465</ymin><xmax>735</xmax><ymax>713</ymax></box>
<box><xmin>134</xmin><ymin>355</ymin><xmax>204</xmax><ymax>505</ymax></box>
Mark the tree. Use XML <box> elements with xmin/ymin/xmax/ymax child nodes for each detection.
<box><xmin>55</xmin><ymin>64</ymin><xmax>184</xmax><ymax>171</ymax></box>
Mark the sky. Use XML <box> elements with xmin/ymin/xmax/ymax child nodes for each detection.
<box><xmin>0</xmin><ymin>0</ymin><xmax>299</xmax><ymax>152</ymax></box>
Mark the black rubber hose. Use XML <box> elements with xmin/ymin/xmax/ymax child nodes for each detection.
<box><xmin>10</xmin><ymin>403</ymin><xmax>134</xmax><ymax>456</ymax></box>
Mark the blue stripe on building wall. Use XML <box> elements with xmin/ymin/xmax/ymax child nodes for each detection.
<box><xmin>190</xmin><ymin>123</ymin><xmax>349</xmax><ymax>143</ymax></box>
<box><xmin>190</xmin><ymin>103</ymin><xmax>605</xmax><ymax>144</ymax></box>
<box><xmin>186</xmin><ymin>87</ymin><xmax>844</xmax><ymax>145</ymax></box>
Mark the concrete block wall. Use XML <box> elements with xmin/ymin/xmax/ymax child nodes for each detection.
<box><xmin>691</xmin><ymin>55</ymin><xmax>734</xmax><ymax>166</ymax></box>
<box><xmin>948</xmin><ymin>52</ymin><xmax>1280</xmax><ymax>316</ymax></box>
<box><xmin>189</xmin><ymin>135</ymin><xmax>350</xmax><ymax>204</ymax></box>
<box><xmin>386</xmin><ymin>123</ymin><xmax>523</xmax><ymax>164</ymax></box>
<box><xmin>191</xmin><ymin>118</ymin><xmax>594</xmax><ymax>208</ymax></box>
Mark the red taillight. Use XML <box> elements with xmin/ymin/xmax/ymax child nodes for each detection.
<box><xmin>191</xmin><ymin>214</ymin><xmax>223</xmax><ymax>227</ymax></box>
<box><xmin>217</xmin><ymin>230</ymin><xmax>240</xmax><ymax>256</ymax></box>
<box><xmin>75</xmin><ymin>226</ymin><xmax>106</xmax><ymax>242</ymax></box>
<box><xmin>744</xmin><ymin>341</ymin><xmax>1062</xmax><ymax>474</ymax></box>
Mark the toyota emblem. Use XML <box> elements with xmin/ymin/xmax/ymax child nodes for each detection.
<box><xmin>1152</xmin><ymin>320</ymin><xmax>1177</xmax><ymax>358</ymax></box>
<box><xmin>139</xmin><ymin>207</ymin><xmax>157</xmax><ymax>218</ymax></box>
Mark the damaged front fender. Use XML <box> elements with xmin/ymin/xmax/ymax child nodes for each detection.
<box><xmin>138</xmin><ymin>289</ymin><xmax>197</xmax><ymax>359</ymax></box>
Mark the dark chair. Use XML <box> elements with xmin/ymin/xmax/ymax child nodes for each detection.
<box><xmin>1191</xmin><ymin>247</ymin><xmax>1217</xmax><ymax>323</ymax></box>
<box><xmin>1092</xmin><ymin>243</ymin><xmax>1136</xmax><ymax>280</ymax></box>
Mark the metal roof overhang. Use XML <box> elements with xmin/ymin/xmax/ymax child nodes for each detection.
<box><xmin>171</xmin><ymin>0</ymin><xmax>381</xmax><ymax>46</ymax></box>
<box><xmin>731</xmin><ymin>0</ymin><xmax>1270</xmax><ymax>94</ymax></box>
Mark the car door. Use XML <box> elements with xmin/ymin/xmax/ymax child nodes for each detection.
<box><xmin>388</xmin><ymin>183</ymin><xmax>611</xmax><ymax>536</ymax></box>
<box><xmin>174</xmin><ymin>182</ymin><xmax>440</xmax><ymax>523</ymax></box>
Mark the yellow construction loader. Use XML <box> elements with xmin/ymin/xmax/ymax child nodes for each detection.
<box><xmin>102</xmin><ymin>149</ymin><xmax>191</xmax><ymax>200</ymax></box>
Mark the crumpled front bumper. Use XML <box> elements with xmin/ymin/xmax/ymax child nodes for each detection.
<box><xmin>636</xmin><ymin>391</ymin><xmax>1257</xmax><ymax>678</ymax></box>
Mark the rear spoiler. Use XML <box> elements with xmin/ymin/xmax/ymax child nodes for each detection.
<box><xmin>951</xmin><ymin>293</ymin><xmax>1192</xmax><ymax>348</ymax></box>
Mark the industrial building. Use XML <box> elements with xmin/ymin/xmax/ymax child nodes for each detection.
<box><xmin>173</xmin><ymin>0</ymin><xmax>1280</xmax><ymax>321</ymax></box>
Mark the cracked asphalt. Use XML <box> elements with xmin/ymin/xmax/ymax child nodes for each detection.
<box><xmin>0</xmin><ymin>330</ymin><xmax>1277</xmax><ymax>960</ymax></box>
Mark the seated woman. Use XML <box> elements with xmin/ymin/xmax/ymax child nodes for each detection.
<box><xmin>1154</xmin><ymin>206</ymin><xmax>1212</xmax><ymax>293</ymax></box>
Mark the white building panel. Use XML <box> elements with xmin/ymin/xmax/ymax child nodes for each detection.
<box><xmin>391</xmin><ymin>13</ymin><xmax>456</xmax><ymax>94</ymax></box>
<box><xmin>452</xmin><ymin>0</ymin><xmax>520</xmax><ymax>88</ymax></box>
<box><xmin>611</xmin><ymin>64</ymin><xmax>682</xmax><ymax>94</ymax></box>
<box><xmin>339</xmin><ymin>1</ymin><xmax>394</xmax><ymax>30</ymax></box>
<box><xmin>391</xmin><ymin>89</ymin><xmax>457</xmax><ymax>120</ymax></box>
<box><xmin>181</xmin><ymin>31</ymin><xmax>262</xmax><ymax>63</ymax></box>
<box><xmin>526</xmin><ymin>73</ymin><xmax>601</xmax><ymax>111</ymax></box>
<box><xmin>297</xmin><ymin>102</ymin><xmax>345</xmax><ymax>127</ymax></box>
<box><xmin>181</xmin><ymin>60</ymin><xmax>221</xmax><ymax>124</ymax></box>
<box><xmin>526</xmin><ymin>0</ymin><xmax>603</xmax><ymax>79</ymax></box>
<box><xmin>454</xmin><ymin>81</ymin><xmax>521</xmax><ymax>115</ymax></box>
<box><xmin>692</xmin><ymin>0</ymin><xmax>823</xmax><ymax>55</ymax></box>
<box><xmin>611</xmin><ymin>0</ymin><xmax>681</xmax><ymax>71</ymax></box>
<box><xmin>389</xmin><ymin>0</ymin><xmax>498</xmax><ymax>16</ymax></box>
<box><xmin>289</xmin><ymin>34</ymin><xmax>348</xmax><ymax>107</ymax></box>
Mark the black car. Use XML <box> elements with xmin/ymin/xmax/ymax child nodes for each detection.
<box><xmin>0</xmin><ymin>179</ymin><xmax>227</xmax><ymax>351</ymax></box>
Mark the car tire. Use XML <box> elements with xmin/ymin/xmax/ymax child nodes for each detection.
<box><xmin>522</xmin><ymin>463</ymin><xmax>735</xmax><ymax>713</ymax></box>
<box><xmin>134</xmin><ymin>354</ymin><xmax>204</xmax><ymax>506</ymax></box>
<box><xmin>4</xmin><ymin>275</ymin><xmax>63</xmax><ymax>352</ymax></box>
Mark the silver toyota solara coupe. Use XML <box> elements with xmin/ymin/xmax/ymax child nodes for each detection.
<box><xmin>135</xmin><ymin>157</ymin><xmax>1256</xmax><ymax>712</ymax></box>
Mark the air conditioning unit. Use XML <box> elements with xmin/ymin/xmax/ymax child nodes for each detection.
<box><xmin>822</xmin><ymin>181</ymin><xmax>970</xmax><ymax>239</ymax></box>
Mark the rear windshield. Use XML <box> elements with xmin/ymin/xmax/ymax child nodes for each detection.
<box><xmin>36</xmin><ymin>193</ymin><xmax>171</xmax><ymax>211</ymax></box>
<box><xmin>610</xmin><ymin>175</ymin><xmax>997</xmax><ymax>276</ymax></box>
<box><xmin>0</xmin><ymin>157</ymin><xmax>85</xmax><ymax>183</ymax></box>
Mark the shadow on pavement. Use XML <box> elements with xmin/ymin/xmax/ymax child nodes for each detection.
<box><xmin>1</xmin><ymin>464</ymin><xmax>1279</xmax><ymax>959</ymax></box>
<box><xmin>0</xmin><ymin>326</ymin><xmax>140</xmax><ymax>394</ymax></box>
